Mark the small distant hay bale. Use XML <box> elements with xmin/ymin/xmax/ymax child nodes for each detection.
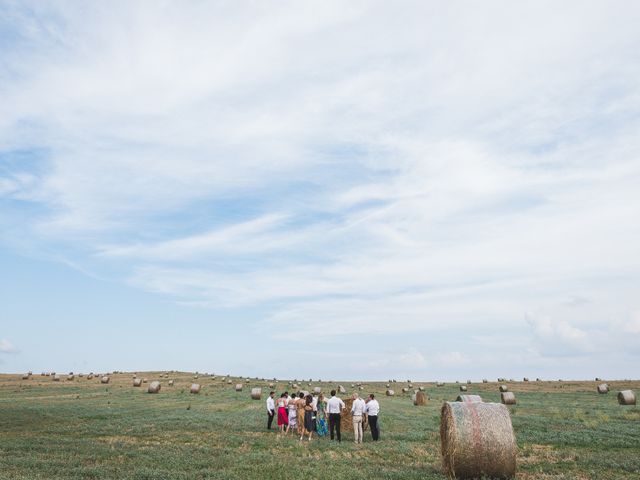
<box><xmin>386</xmin><ymin>383</ymin><xmax>390</xmax><ymax>388</ymax></box>
<box><xmin>459</xmin><ymin>385</ymin><xmax>467</xmax><ymax>392</ymax></box>
<box><xmin>338</xmin><ymin>385</ymin><xmax>346</xmax><ymax>394</ymax></box>
<box><xmin>523</xmin><ymin>378</ymin><xmax>529</xmax><ymax>382</ymax></box>
<box><xmin>499</xmin><ymin>385</ymin><xmax>508</xmax><ymax>392</ymax></box>
<box><xmin>456</xmin><ymin>395</ymin><xmax>483</xmax><ymax>403</ymax></box>
<box><xmin>143</xmin><ymin>378</ymin><xmax>148</xmax><ymax>383</ymax></box>
<box><xmin>413</xmin><ymin>391</ymin><xmax>427</xmax><ymax>406</ymax></box>
<box><xmin>501</xmin><ymin>392</ymin><xmax>516</xmax><ymax>405</ymax></box>
<box><xmin>536</xmin><ymin>378</ymin><xmax>541</xmax><ymax>382</ymax></box>
<box><xmin>618</xmin><ymin>390</ymin><xmax>636</xmax><ymax>405</ymax></box>
<box><xmin>148</xmin><ymin>381</ymin><xmax>161</xmax><ymax>393</ymax></box>
<box><xmin>191</xmin><ymin>383</ymin><xmax>201</xmax><ymax>394</ymax></box>
<box><xmin>440</xmin><ymin>401</ymin><xmax>517</xmax><ymax>479</ymax></box>
<box><xmin>251</xmin><ymin>387</ymin><xmax>262</xmax><ymax>399</ymax></box>
<box><xmin>482</xmin><ymin>379</ymin><xmax>488</xmax><ymax>383</ymax></box>
<box><xmin>228</xmin><ymin>380</ymin><xmax>233</xmax><ymax>385</ymax></box>
<box><xmin>292</xmin><ymin>383</ymin><xmax>298</xmax><ymax>389</ymax></box>
<box><xmin>386</xmin><ymin>389</ymin><xmax>395</xmax><ymax>396</ymax></box>
<box><xmin>313</xmin><ymin>386</ymin><xmax>321</xmax><ymax>394</ymax></box>
<box><xmin>268</xmin><ymin>382</ymin><xmax>274</xmax><ymax>388</ymax></box>
<box><xmin>21</xmin><ymin>374</ymin><xmax>29</xmax><ymax>380</ymax></box>
<box><xmin>67</xmin><ymin>374</ymin><xmax>74</xmax><ymax>381</ymax></box>
<box><xmin>402</xmin><ymin>387</ymin><xmax>409</xmax><ymax>393</ymax></box>
<box><xmin>53</xmin><ymin>374</ymin><xmax>61</xmax><ymax>382</ymax></box>
<box><xmin>168</xmin><ymin>380</ymin><xmax>174</xmax><ymax>386</ymax></box>
<box><xmin>101</xmin><ymin>376</ymin><xmax>110</xmax><ymax>384</ymax></box>
<box><xmin>408</xmin><ymin>383</ymin><xmax>413</xmax><ymax>388</ymax></box>
<box><xmin>595</xmin><ymin>377</ymin><xmax>602</xmax><ymax>381</ymax></box>
<box><xmin>235</xmin><ymin>383</ymin><xmax>243</xmax><ymax>392</ymax></box>
<box><xmin>133</xmin><ymin>378</ymin><xmax>142</xmax><ymax>387</ymax></box>
<box><xmin>87</xmin><ymin>374</ymin><xmax>94</xmax><ymax>380</ymax></box>
<box><xmin>436</xmin><ymin>382</ymin><xmax>445</xmax><ymax>387</ymax></box>
<box><xmin>597</xmin><ymin>384</ymin><xmax>609</xmax><ymax>394</ymax></box>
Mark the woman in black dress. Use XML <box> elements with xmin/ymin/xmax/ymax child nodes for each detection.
<box><xmin>300</xmin><ymin>394</ymin><xmax>315</xmax><ymax>441</ymax></box>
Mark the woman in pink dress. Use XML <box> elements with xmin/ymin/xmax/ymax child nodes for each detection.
<box><xmin>276</xmin><ymin>393</ymin><xmax>289</xmax><ymax>433</ymax></box>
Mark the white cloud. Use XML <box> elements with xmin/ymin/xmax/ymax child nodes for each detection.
<box><xmin>0</xmin><ymin>339</ymin><xmax>18</xmax><ymax>354</ymax></box>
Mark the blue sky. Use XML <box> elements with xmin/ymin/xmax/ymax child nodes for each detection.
<box><xmin>2</xmin><ymin>1</ymin><xmax>640</xmax><ymax>380</ymax></box>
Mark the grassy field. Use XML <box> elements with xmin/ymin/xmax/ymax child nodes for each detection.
<box><xmin>0</xmin><ymin>373</ymin><xmax>638</xmax><ymax>479</ymax></box>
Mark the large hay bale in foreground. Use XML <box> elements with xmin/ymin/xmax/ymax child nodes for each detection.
<box><xmin>235</xmin><ymin>384</ymin><xmax>243</xmax><ymax>392</ymax></box>
<box><xmin>101</xmin><ymin>376</ymin><xmax>110</xmax><ymax>384</ymax></box>
<box><xmin>191</xmin><ymin>383</ymin><xmax>201</xmax><ymax>394</ymax></box>
<box><xmin>148</xmin><ymin>381</ymin><xmax>161</xmax><ymax>393</ymax></box>
<box><xmin>501</xmin><ymin>392</ymin><xmax>516</xmax><ymax>405</ymax></box>
<box><xmin>251</xmin><ymin>387</ymin><xmax>262</xmax><ymax>400</ymax></box>
<box><xmin>133</xmin><ymin>378</ymin><xmax>142</xmax><ymax>387</ymax></box>
<box><xmin>597</xmin><ymin>384</ymin><xmax>609</xmax><ymax>394</ymax></box>
<box><xmin>386</xmin><ymin>389</ymin><xmax>395</xmax><ymax>396</ymax></box>
<box><xmin>499</xmin><ymin>385</ymin><xmax>508</xmax><ymax>392</ymax></box>
<box><xmin>440</xmin><ymin>401</ymin><xmax>517</xmax><ymax>479</ymax></box>
<box><xmin>413</xmin><ymin>391</ymin><xmax>427</xmax><ymax>406</ymax></box>
<box><xmin>618</xmin><ymin>390</ymin><xmax>636</xmax><ymax>405</ymax></box>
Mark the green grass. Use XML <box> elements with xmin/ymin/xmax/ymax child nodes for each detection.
<box><xmin>0</xmin><ymin>374</ymin><xmax>638</xmax><ymax>479</ymax></box>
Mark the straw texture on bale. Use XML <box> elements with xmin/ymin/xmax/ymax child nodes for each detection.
<box><xmin>459</xmin><ymin>385</ymin><xmax>467</xmax><ymax>392</ymax></box>
<box><xmin>133</xmin><ymin>378</ymin><xmax>142</xmax><ymax>387</ymax></box>
<box><xmin>618</xmin><ymin>390</ymin><xmax>636</xmax><ymax>405</ymax></box>
<box><xmin>235</xmin><ymin>384</ymin><xmax>243</xmax><ymax>392</ymax></box>
<box><xmin>456</xmin><ymin>394</ymin><xmax>483</xmax><ymax>403</ymax></box>
<box><xmin>101</xmin><ymin>376</ymin><xmax>110</xmax><ymax>384</ymax></box>
<box><xmin>340</xmin><ymin>398</ymin><xmax>354</xmax><ymax>433</ymax></box>
<box><xmin>191</xmin><ymin>383</ymin><xmax>201</xmax><ymax>394</ymax></box>
<box><xmin>251</xmin><ymin>387</ymin><xmax>262</xmax><ymax>400</ymax></box>
<box><xmin>440</xmin><ymin>401</ymin><xmax>517</xmax><ymax>479</ymax></box>
<box><xmin>413</xmin><ymin>391</ymin><xmax>427</xmax><ymax>406</ymax></box>
<box><xmin>386</xmin><ymin>389</ymin><xmax>395</xmax><ymax>396</ymax></box>
<box><xmin>499</xmin><ymin>385</ymin><xmax>508</xmax><ymax>392</ymax></box>
<box><xmin>597</xmin><ymin>384</ymin><xmax>609</xmax><ymax>394</ymax></box>
<box><xmin>148</xmin><ymin>381</ymin><xmax>161</xmax><ymax>393</ymax></box>
<box><xmin>501</xmin><ymin>392</ymin><xmax>516</xmax><ymax>405</ymax></box>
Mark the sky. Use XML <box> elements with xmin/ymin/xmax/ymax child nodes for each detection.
<box><xmin>1</xmin><ymin>1</ymin><xmax>640</xmax><ymax>381</ymax></box>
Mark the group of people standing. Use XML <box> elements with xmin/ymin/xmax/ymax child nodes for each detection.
<box><xmin>266</xmin><ymin>389</ymin><xmax>380</xmax><ymax>443</ymax></box>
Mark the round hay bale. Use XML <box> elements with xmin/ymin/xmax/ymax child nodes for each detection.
<box><xmin>101</xmin><ymin>376</ymin><xmax>110</xmax><ymax>384</ymax></box>
<box><xmin>402</xmin><ymin>387</ymin><xmax>409</xmax><ymax>393</ymax></box>
<box><xmin>618</xmin><ymin>390</ymin><xmax>636</xmax><ymax>405</ymax></box>
<box><xmin>595</xmin><ymin>377</ymin><xmax>602</xmax><ymax>381</ymax></box>
<box><xmin>53</xmin><ymin>374</ymin><xmax>61</xmax><ymax>381</ymax></box>
<box><xmin>408</xmin><ymin>383</ymin><xmax>413</xmax><ymax>388</ymax></box>
<box><xmin>313</xmin><ymin>386</ymin><xmax>322</xmax><ymax>394</ymax></box>
<box><xmin>133</xmin><ymin>378</ymin><xmax>142</xmax><ymax>387</ymax></box>
<box><xmin>148</xmin><ymin>381</ymin><xmax>161</xmax><ymax>393</ymax></box>
<box><xmin>482</xmin><ymin>379</ymin><xmax>488</xmax><ymax>383</ymax></box>
<box><xmin>386</xmin><ymin>389</ymin><xmax>395</xmax><ymax>396</ymax></box>
<box><xmin>67</xmin><ymin>374</ymin><xmax>74</xmax><ymax>381</ymax></box>
<box><xmin>338</xmin><ymin>385</ymin><xmax>346</xmax><ymax>394</ymax></box>
<box><xmin>251</xmin><ymin>387</ymin><xmax>262</xmax><ymax>400</ymax></box>
<box><xmin>21</xmin><ymin>374</ymin><xmax>29</xmax><ymax>380</ymax></box>
<box><xmin>536</xmin><ymin>378</ymin><xmax>541</xmax><ymax>382</ymax></box>
<box><xmin>413</xmin><ymin>390</ymin><xmax>427</xmax><ymax>406</ymax></box>
<box><xmin>191</xmin><ymin>383</ymin><xmax>201</xmax><ymax>394</ymax></box>
<box><xmin>292</xmin><ymin>383</ymin><xmax>298</xmax><ymax>389</ymax></box>
<box><xmin>597</xmin><ymin>383</ymin><xmax>609</xmax><ymax>394</ymax></box>
<box><xmin>499</xmin><ymin>385</ymin><xmax>508</xmax><ymax>392</ymax></box>
<box><xmin>436</xmin><ymin>382</ymin><xmax>445</xmax><ymax>387</ymax></box>
<box><xmin>143</xmin><ymin>378</ymin><xmax>148</xmax><ymax>383</ymax></box>
<box><xmin>418</xmin><ymin>386</ymin><xmax>425</xmax><ymax>391</ymax></box>
<box><xmin>501</xmin><ymin>392</ymin><xmax>516</xmax><ymax>405</ymax></box>
<box><xmin>459</xmin><ymin>385</ymin><xmax>467</xmax><ymax>392</ymax></box>
<box><xmin>168</xmin><ymin>380</ymin><xmax>174</xmax><ymax>386</ymax></box>
<box><xmin>87</xmin><ymin>374</ymin><xmax>93</xmax><ymax>380</ymax></box>
<box><xmin>268</xmin><ymin>382</ymin><xmax>274</xmax><ymax>388</ymax></box>
<box><xmin>440</xmin><ymin>401</ymin><xmax>517</xmax><ymax>479</ymax></box>
<box><xmin>385</xmin><ymin>383</ymin><xmax>390</xmax><ymax>388</ymax></box>
<box><xmin>456</xmin><ymin>394</ymin><xmax>483</xmax><ymax>403</ymax></box>
<box><xmin>523</xmin><ymin>377</ymin><xmax>529</xmax><ymax>382</ymax></box>
<box><xmin>235</xmin><ymin>383</ymin><xmax>243</xmax><ymax>392</ymax></box>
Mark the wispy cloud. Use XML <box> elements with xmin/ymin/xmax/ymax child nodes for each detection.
<box><xmin>1</xmin><ymin>1</ymin><xmax>640</xmax><ymax>376</ymax></box>
<box><xmin>0</xmin><ymin>339</ymin><xmax>18</xmax><ymax>354</ymax></box>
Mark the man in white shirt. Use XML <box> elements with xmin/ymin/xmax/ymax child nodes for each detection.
<box><xmin>266</xmin><ymin>391</ymin><xmax>275</xmax><ymax>430</ymax></box>
<box><xmin>365</xmin><ymin>394</ymin><xmax>380</xmax><ymax>441</ymax></box>
<box><xmin>326</xmin><ymin>389</ymin><xmax>345</xmax><ymax>442</ymax></box>
<box><xmin>351</xmin><ymin>393</ymin><xmax>366</xmax><ymax>444</ymax></box>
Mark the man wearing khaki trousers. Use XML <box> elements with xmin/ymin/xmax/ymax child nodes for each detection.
<box><xmin>351</xmin><ymin>393</ymin><xmax>366</xmax><ymax>444</ymax></box>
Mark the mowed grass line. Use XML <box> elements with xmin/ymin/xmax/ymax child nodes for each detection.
<box><xmin>1</xmin><ymin>375</ymin><xmax>638</xmax><ymax>479</ymax></box>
